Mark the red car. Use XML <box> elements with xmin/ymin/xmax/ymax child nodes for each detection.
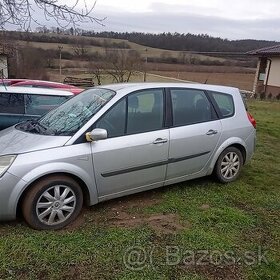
<box><xmin>0</xmin><ymin>79</ymin><xmax>28</xmax><ymax>86</ymax></box>
<box><xmin>11</xmin><ymin>80</ymin><xmax>83</xmax><ymax>95</ymax></box>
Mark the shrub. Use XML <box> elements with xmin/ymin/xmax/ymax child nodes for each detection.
<box><xmin>260</xmin><ymin>92</ymin><xmax>266</xmax><ymax>100</ymax></box>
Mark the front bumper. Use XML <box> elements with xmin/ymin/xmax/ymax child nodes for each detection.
<box><xmin>0</xmin><ymin>171</ymin><xmax>26</xmax><ymax>221</ymax></box>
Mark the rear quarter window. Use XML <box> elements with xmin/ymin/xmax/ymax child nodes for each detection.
<box><xmin>209</xmin><ymin>91</ymin><xmax>234</xmax><ymax>118</ymax></box>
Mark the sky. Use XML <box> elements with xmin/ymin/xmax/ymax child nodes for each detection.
<box><xmin>6</xmin><ymin>0</ymin><xmax>280</xmax><ymax>41</ymax></box>
<box><xmin>86</xmin><ymin>0</ymin><xmax>280</xmax><ymax>41</ymax></box>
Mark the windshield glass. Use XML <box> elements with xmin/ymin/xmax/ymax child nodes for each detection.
<box><xmin>17</xmin><ymin>88</ymin><xmax>115</xmax><ymax>136</ymax></box>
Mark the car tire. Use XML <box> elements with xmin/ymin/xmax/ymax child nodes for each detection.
<box><xmin>22</xmin><ymin>175</ymin><xmax>83</xmax><ymax>230</ymax></box>
<box><xmin>214</xmin><ymin>147</ymin><xmax>243</xmax><ymax>183</ymax></box>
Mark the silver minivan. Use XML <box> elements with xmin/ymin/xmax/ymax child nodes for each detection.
<box><xmin>0</xmin><ymin>83</ymin><xmax>256</xmax><ymax>230</ymax></box>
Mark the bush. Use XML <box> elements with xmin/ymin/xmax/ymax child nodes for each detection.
<box><xmin>260</xmin><ymin>92</ymin><xmax>266</xmax><ymax>100</ymax></box>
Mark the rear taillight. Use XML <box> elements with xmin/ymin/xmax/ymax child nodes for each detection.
<box><xmin>247</xmin><ymin>112</ymin><xmax>256</xmax><ymax>129</ymax></box>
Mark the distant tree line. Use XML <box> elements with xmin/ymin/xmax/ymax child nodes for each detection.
<box><xmin>1</xmin><ymin>31</ymin><xmax>131</xmax><ymax>49</ymax></box>
<box><xmin>2</xmin><ymin>30</ymin><xmax>278</xmax><ymax>53</ymax></box>
<box><xmin>82</xmin><ymin>31</ymin><xmax>278</xmax><ymax>53</ymax></box>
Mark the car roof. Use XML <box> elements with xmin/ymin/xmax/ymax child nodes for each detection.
<box><xmin>0</xmin><ymin>86</ymin><xmax>73</xmax><ymax>96</ymax></box>
<box><xmin>98</xmin><ymin>83</ymin><xmax>239</xmax><ymax>95</ymax></box>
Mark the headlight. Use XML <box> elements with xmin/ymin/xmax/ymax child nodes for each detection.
<box><xmin>0</xmin><ymin>155</ymin><xmax>17</xmax><ymax>177</ymax></box>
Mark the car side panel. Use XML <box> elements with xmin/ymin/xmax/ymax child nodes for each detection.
<box><xmin>206</xmin><ymin>91</ymin><xmax>256</xmax><ymax>174</ymax></box>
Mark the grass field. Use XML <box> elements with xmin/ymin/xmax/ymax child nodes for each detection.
<box><xmin>48</xmin><ymin>68</ymin><xmax>254</xmax><ymax>91</ymax></box>
<box><xmin>0</xmin><ymin>101</ymin><xmax>279</xmax><ymax>280</ymax></box>
<box><xmin>150</xmin><ymin>71</ymin><xmax>255</xmax><ymax>91</ymax></box>
<box><xmin>17</xmin><ymin>38</ymin><xmax>226</xmax><ymax>62</ymax></box>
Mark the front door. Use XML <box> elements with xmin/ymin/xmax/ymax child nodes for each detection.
<box><xmin>90</xmin><ymin>88</ymin><xmax>169</xmax><ymax>200</ymax></box>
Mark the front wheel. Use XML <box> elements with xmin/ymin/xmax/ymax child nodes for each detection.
<box><xmin>22</xmin><ymin>175</ymin><xmax>83</xmax><ymax>230</ymax></box>
<box><xmin>214</xmin><ymin>147</ymin><xmax>243</xmax><ymax>183</ymax></box>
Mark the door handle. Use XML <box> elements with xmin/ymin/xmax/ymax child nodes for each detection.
<box><xmin>153</xmin><ymin>138</ymin><xmax>168</xmax><ymax>144</ymax></box>
<box><xmin>206</xmin><ymin>129</ymin><xmax>218</xmax><ymax>135</ymax></box>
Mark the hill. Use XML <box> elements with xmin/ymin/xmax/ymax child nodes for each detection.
<box><xmin>83</xmin><ymin>31</ymin><xmax>278</xmax><ymax>53</ymax></box>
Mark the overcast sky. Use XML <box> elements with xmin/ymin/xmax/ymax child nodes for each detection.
<box><xmin>84</xmin><ymin>0</ymin><xmax>280</xmax><ymax>41</ymax></box>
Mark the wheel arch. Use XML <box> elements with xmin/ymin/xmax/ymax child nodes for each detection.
<box><xmin>229</xmin><ymin>143</ymin><xmax>246</xmax><ymax>163</ymax></box>
<box><xmin>16</xmin><ymin>172</ymin><xmax>91</xmax><ymax>218</ymax></box>
<box><xmin>207</xmin><ymin>138</ymin><xmax>247</xmax><ymax>175</ymax></box>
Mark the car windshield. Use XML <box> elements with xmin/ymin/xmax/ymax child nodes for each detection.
<box><xmin>16</xmin><ymin>88</ymin><xmax>115</xmax><ymax>136</ymax></box>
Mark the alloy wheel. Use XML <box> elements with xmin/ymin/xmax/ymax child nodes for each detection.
<box><xmin>220</xmin><ymin>152</ymin><xmax>240</xmax><ymax>180</ymax></box>
<box><xmin>36</xmin><ymin>185</ymin><xmax>76</xmax><ymax>225</ymax></box>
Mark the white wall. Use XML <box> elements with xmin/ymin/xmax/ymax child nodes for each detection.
<box><xmin>0</xmin><ymin>55</ymin><xmax>8</xmax><ymax>78</ymax></box>
<box><xmin>268</xmin><ymin>57</ymin><xmax>280</xmax><ymax>87</ymax></box>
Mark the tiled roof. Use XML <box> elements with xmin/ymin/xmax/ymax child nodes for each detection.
<box><xmin>247</xmin><ymin>44</ymin><xmax>280</xmax><ymax>56</ymax></box>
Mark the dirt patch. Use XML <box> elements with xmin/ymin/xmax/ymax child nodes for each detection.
<box><xmin>55</xmin><ymin>189</ymin><xmax>188</xmax><ymax>234</ymax></box>
<box><xmin>147</xmin><ymin>214</ymin><xmax>187</xmax><ymax>235</ymax></box>
<box><xmin>64</xmin><ymin>208</ymin><xmax>88</xmax><ymax>231</ymax></box>
<box><xmin>199</xmin><ymin>204</ymin><xmax>211</xmax><ymax>210</ymax></box>
<box><xmin>110</xmin><ymin>212</ymin><xmax>188</xmax><ymax>235</ymax></box>
<box><xmin>63</xmin><ymin>190</ymin><xmax>165</xmax><ymax>231</ymax></box>
<box><xmin>66</xmin><ymin>190</ymin><xmax>189</xmax><ymax>234</ymax></box>
<box><xmin>92</xmin><ymin>190</ymin><xmax>189</xmax><ymax>234</ymax></box>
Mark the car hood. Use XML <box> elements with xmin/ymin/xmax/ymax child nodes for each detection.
<box><xmin>0</xmin><ymin>126</ymin><xmax>71</xmax><ymax>155</ymax></box>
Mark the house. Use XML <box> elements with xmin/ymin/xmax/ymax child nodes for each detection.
<box><xmin>248</xmin><ymin>45</ymin><xmax>280</xmax><ymax>98</ymax></box>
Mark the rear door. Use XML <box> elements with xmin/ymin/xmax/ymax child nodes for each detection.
<box><xmin>0</xmin><ymin>92</ymin><xmax>24</xmax><ymax>130</ymax></box>
<box><xmin>166</xmin><ymin>88</ymin><xmax>222</xmax><ymax>182</ymax></box>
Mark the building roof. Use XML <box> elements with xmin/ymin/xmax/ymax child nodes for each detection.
<box><xmin>247</xmin><ymin>44</ymin><xmax>280</xmax><ymax>56</ymax></box>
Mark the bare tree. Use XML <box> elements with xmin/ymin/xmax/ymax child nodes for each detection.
<box><xmin>105</xmin><ymin>49</ymin><xmax>143</xmax><ymax>83</ymax></box>
<box><xmin>72</xmin><ymin>38</ymin><xmax>88</xmax><ymax>59</ymax></box>
<box><xmin>88</xmin><ymin>61</ymin><xmax>105</xmax><ymax>85</ymax></box>
<box><xmin>0</xmin><ymin>0</ymin><xmax>104</xmax><ymax>30</ymax></box>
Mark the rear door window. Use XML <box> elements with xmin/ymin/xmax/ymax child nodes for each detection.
<box><xmin>25</xmin><ymin>94</ymin><xmax>69</xmax><ymax>115</ymax></box>
<box><xmin>0</xmin><ymin>93</ymin><xmax>24</xmax><ymax>114</ymax></box>
<box><xmin>209</xmin><ymin>91</ymin><xmax>234</xmax><ymax>118</ymax></box>
<box><xmin>171</xmin><ymin>88</ymin><xmax>215</xmax><ymax>126</ymax></box>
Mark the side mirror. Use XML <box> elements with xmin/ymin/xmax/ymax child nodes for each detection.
<box><xmin>86</xmin><ymin>128</ymin><xmax>107</xmax><ymax>142</ymax></box>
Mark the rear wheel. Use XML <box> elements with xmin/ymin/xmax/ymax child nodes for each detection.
<box><xmin>214</xmin><ymin>147</ymin><xmax>243</xmax><ymax>183</ymax></box>
<box><xmin>22</xmin><ymin>175</ymin><xmax>83</xmax><ymax>230</ymax></box>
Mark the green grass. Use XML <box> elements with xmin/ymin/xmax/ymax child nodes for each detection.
<box><xmin>0</xmin><ymin>101</ymin><xmax>279</xmax><ymax>279</ymax></box>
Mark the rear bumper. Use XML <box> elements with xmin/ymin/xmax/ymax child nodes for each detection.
<box><xmin>245</xmin><ymin>129</ymin><xmax>256</xmax><ymax>164</ymax></box>
<box><xmin>0</xmin><ymin>172</ymin><xmax>26</xmax><ymax>221</ymax></box>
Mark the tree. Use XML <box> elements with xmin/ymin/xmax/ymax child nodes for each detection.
<box><xmin>72</xmin><ymin>38</ymin><xmax>88</xmax><ymax>59</ymax></box>
<box><xmin>105</xmin><ymin>49</ymin><xmax>143</xmax><ymax>83</ymax></box>
<box><xmin>88</xmin><ymin>61</ymin><xmax>105</xmax><ymax>85</ymax></box>
<box><xmin>0</xmin><ymin>0</ymin><xmax>104</xmax><ymax>31</ymax></box>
